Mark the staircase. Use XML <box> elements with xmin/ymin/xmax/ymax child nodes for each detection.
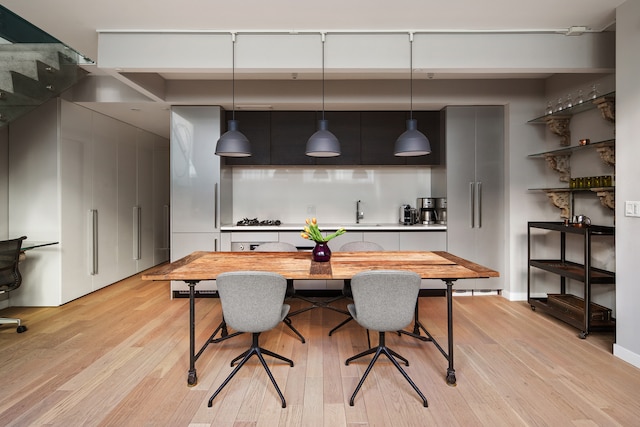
<box><xmin>0</xmin><ymin>6</ymin><xmax>89</xmax><ymax>126</ymax></box>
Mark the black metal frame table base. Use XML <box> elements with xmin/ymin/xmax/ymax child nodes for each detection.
<box><xmin>399</xmin><ymin>279</ymin><xmax>458</xmax><ymax>386</ymax></box>
<box><xmin>185</xmin><ymin>280</ymin><xmax>240</xmax><ymax>386</ymax></box>
<box><xmin>186</xmin><ymin>278</ymin><xmax>459</xmax><ymax>387</ymax></box>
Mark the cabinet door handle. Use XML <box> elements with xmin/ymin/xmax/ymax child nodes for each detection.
<box><xmin>214</xmin><ymin>182</ymin><xmax>218</xmax><ymax>230</ymax></box>
<box><xmin>469</xmin><ymin>182</ymin><xmax>475</xmax><ymax>228</ymax></box>
<box><xmin>163</xmin><ymin>204</ymin><xmax>170</xmax><ymax>250</ymax></box>
<box><xmin>476</xmin><ymin>181</ymin><xmax>482</xmax><ymax>228</ymax></box>
<box><xmin>133</xmin><ymin>206</ymin><xmax>141</xmax><ymax>260</ymax></box>
<box><xmin>89</xmin><ymin>209</ymin><xmax>98</xmax><ymax>275</ymax></box>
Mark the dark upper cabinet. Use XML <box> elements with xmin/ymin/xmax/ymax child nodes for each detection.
<box><xmin>223</xmin><ymin>111</ymin><xmax>271</xmax><ymax>165</ymax></box>
<box><xmin>314</xmin><ymin>111</ymin><xmax>361</xmax><ymax>165</ymax></box>
<box><xmin>406</xmin><ymin>111</ymin><xmax>443</xmax><ymax>166</ymax></box>
<box><xmin>360</xmin><ymin>111</ymin><xmax>407</xmax><ymax>165</ymax></box>
<box><xmin>222</xmin><ymin>110</ymin><xmax>442</xmax><ymax>166</ymax></box>
<box><xmin>270</xmin><ymin>111</ymin><xmax>316</xmax><ymax>165</ymax></box>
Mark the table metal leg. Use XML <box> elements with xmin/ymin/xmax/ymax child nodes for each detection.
<box><xmin>445</xmin><ymin>279</ymin><xmax>457</xmax><ymax>386</ymax></box>
<box><xmin>187</xmin><ymin>280</ymin><xmax>199</xmax><ymax>386</ymax></box>
<box><xmin>399</xmin><ymin>279</ymin><xmax>458</xmax><ymax>386</ymax></box>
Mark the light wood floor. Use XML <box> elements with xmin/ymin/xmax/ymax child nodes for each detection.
<box><xmin>1</xmin><ymin>272</ymin><xmax>637</xmax><ymax>426</ymax></box>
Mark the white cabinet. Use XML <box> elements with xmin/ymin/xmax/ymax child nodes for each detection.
<box><xmin>135</xmin><ymin>131</ymin><xmax>155</xmax><ymax>271</ymax></box>
<box><xmin>117</xmin><ymin>125</ymin><xmax>168</xmax><ymax>277</ymax></box>
<box><xmin>87</xmin><ymin>113</ymin><xmax>120</xmax><ymax>290</ymax></box>
<box><xmin>152</xmin><ymin>143</ymin><xmax>170</xmax><ymax>265</ymax></box>
<box><xmin>170</xmin><ymin>106</ymin><xmax>222</xmax><ymax>234</ymax></box>
<box><xmin>442</xmin><ymin>106</ymin><xmax>504</xmax><ymax>290</ymax></box>
<box><xmin>8</xmin><ymin>98</ymin><xmax>169</xmax><ymax>306</ymax></box>
<box><xmin>58</xmin><ymin>102</ymin><xmax>119</xmax><ymax>300</ymax></box>
<box><xmin>399</xmin><ymin>232</ymin><xmax>446</xmax><ymax>251</ymax></box>
<box><xmin>117</xmin><ymin>124</ymin><xmax>138</xmax><ymax>278</ymax></box>
<box><xmin>170</xmin><ymin>106</ymin><xmax>224</xmax><ymax>295</ymax></box>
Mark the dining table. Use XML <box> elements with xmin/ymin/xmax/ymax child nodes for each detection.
<box><xmin>142</xmin><ymin>250</ymin><xmax>499</xmax><ymax>387</ymax></box>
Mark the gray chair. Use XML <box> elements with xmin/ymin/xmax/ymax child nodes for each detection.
<box><xmin>0</xmin><ymin>236</ymin><xmax>27</xmax><ymax>333</ymax></box>
<box><xmin>204</xmin><ymin>242</ymin><xmax>305</xmax><ymax>347</ymax></box>
<box><xmin>254</xmin><ymin>242</ymin><xmax>306</xmax><ymax>343</ymax></box>
<box><xmin>328</xmin><ymin>241</ymin><xmax>384</xmax><ymax>337</ymax></box>
<box><xmin>207</xmin><ymin>271</ymin><xmax>294</xmax><ymax>408</ymax></box>
<box><xmin>345</xmin><ymin>270</ymin><xmax>428</xmax><ymax>407</ymax></box>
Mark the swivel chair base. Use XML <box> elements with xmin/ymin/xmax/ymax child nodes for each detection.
<box><xmin>208</xmin><ymin>332</ymin><xmax>294</xmax><ymax>408</ymax></box>
<box><xmin>345</xmin><ymin>331</ymin><xmax>428</xmax><ymax>407</ymax></box>
<box><xmin>0</xmin><ymin>318</ymin><xmax>27</xmax><ymax>333</ymax></box>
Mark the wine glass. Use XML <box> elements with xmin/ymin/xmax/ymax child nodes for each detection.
<box><xmin>587</xmin><ymin>84</ymin><xmax>599</xmax><ymax>100</ymax></box>
<box><xmin>574</xmin><ymin>89</ymin><xmax>584</xmax><ymax>105</ymax></box>
<box><xmin>545</xmin><ymin>101</ymin><xmax>553</xmax><ymax>115</ymax></box>
<box><xmin>554</xmin><ymin>97</ymin><xmax>564</xmax><ymax>112</ymax></box>
<box><xmin>563</xmin><ymin>94</ymin><xmax>573</xmax><ymax>110</ymax></box>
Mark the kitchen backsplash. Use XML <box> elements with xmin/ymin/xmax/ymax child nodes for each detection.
<box><xmin>231</xmin><ymin>166</ymin><xmax>434</xmax><ymax>224</ymax></box>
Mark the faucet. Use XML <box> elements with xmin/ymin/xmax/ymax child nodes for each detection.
<box><xmin>356</xmin><ymin>200</ymin><xmax>364</xmax><ymax>223</ymax></box>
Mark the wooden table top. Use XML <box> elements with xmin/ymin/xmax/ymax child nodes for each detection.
<box><xmin>142</xmin><ymin>251</ymin><xmax>499</xmax><ymax>282</ymax></box>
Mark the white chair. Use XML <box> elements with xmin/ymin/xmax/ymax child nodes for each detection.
<box><xmin>0</xmin><ymin>236</ymin><xmax>27</xmax><ymax>333</ymax></box>
<box><xmin>345</xmin><ymin>270</ymin><xmax>428</xmax><ymax>407</ymax></box>
<box><xmin>328</xmin><ymin>241</ymin><xmax>384</xmax><ymax>338</ymax></box>
<box><xmin>207</xmin><ymin>271</ymin><xmax>294</xmax><ymax>408</ymax></box>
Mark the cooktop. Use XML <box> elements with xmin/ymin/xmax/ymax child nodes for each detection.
<box><xmin>236</xmin><ymin>218</ymin><xmax>282</xmax><ymax>226</ymax></box>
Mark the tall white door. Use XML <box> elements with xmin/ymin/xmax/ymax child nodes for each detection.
<box><xmin>136</xmin><ymin>131</ymin><xmax>155</xmax><ymax>271</ymax></box>
<box><xmin>445</xmin><ymin>106</ymin><xmax>504</xmax><ymax>290</ymax></box>
<box><xmin>91</xmin><ymin>114</ymin><xmax>119</xmax><ymax>290</ymax></box>
<box><xmin>117</xmin><ymin>123</ymin><xmax>138</xmax><ymax>278</ymax></box>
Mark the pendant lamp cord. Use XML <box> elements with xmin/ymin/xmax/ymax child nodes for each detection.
<box><xmin>409</xmin><ymin>33</ymin><xmax>414</xmax><ymax>121</ymax></box>
<box><xmin>321</xmin><ymin>33</ymin><xmax>326</xmax><ymax>121</ymax></box>
<box><xmin>232</xmin><ymin>33</ymin><xmax>236</xmax><ymax>121</ymax></box>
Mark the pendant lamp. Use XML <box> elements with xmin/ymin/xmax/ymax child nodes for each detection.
<box><xmin>215</xmin><ymin>33</ymin><xmax>251</xmax><ymax>157</ymax></box>
<box><xmin>394</xmin><ymin>33</ymin><xmax>431</xmax><ymax>157</ymax></box>
<box><xmin>306</xmin><ymin>33</ymin><xmax>341</xmax><ymax>157</ymax></box>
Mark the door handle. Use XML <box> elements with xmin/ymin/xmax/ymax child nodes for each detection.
<box><xmin>88</xmin><ymin>209</ymin><xmax>98</xmax><ymax>275</ymax></box>
<box><xmin>476</xmin><ymin>181</ymin><xmax>482</xmax><ymax>228</ymax></box>
<box><xmin>469</xmin><ymin>182</ymin><xmax>475</xmax><ymax>228</ymax></box>
<box><xmin>133</xmin><ymin>206</ymin><xmax>142</xmax><ymax>260</ymax></box>
<box><xmin>214</xmin><ymin>182</ymin><xmax>218</xmax><ymax>230</ymax></box>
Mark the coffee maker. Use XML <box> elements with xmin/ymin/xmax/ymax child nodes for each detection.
<box><xmin>416</xmin><ymin>197</ymin><xmax>438</xmax><ymax>224</ymax></box>
<box><xmin>435</xmin><ymin>197</ymin><xmax>447</xmax><ymax>225</ymax></box>
<box><xmin>399</xmin><ymin>204</ymin><xmax>420</xmax><ymax>225</ymax></box>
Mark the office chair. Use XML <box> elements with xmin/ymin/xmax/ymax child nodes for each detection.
<box><xmin>207</xmin><ymin>271</ymin><xmax>294</xmax><ymax>408</ymax></box>
<box><xmin>345</xmin><ymin>270</ymin><xmax>428</xmax><ymax>407</ymax></box>
<box><xmin>328</xmin><ymin>241</ymin><xmax>384</xmax><ymax>338</ymax></box>
<box><xmin>0</xmin><ymin>236</ymin><xmax>28</xmax><ymax>333</ymax></box>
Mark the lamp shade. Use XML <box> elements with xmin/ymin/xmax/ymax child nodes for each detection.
<box><xmin>394</xmin><ymin>119</ymin><xmax>431</xmax><ymax>156</ymax></box>
<box><xmin>306</xmin><ymin>119</ymin><xmax>341</xmax><ymax>157</ymax></box>
<box><xmin>215</xmin><ymin>120</ymin><xmax>251</xmax><ymax>157</ymax></box>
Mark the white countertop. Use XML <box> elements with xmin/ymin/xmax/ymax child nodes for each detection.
<box><xmin>221</xmin><ymin>223</ymin><xmax>447</xmax><ymax>232</ymax></box>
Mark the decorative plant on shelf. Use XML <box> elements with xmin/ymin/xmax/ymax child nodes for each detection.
<box><xmin>301</xmin><ymin>218</ymin><xmax>346</xmax><ymax>262</ymax></box>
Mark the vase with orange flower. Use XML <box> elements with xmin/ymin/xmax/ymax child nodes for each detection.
<box><xmin>300</xmin><ymin>218</ymin><xmax>346</xmax><ymax>262</ymax></box>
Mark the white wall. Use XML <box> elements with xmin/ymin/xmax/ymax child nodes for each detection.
<box><xmin>613</xmin><ymin>0</ymin><xmax>640</xmax><ymax>369</ymax></box>
<box><xmin>231</xmin><ymin>166</ymin><xmax>432</xmax><ymax>225</ymax></box>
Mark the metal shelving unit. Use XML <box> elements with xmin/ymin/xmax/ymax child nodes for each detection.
<box><xmin>527</xmin><ymin>221</ymin><xmax>615</xmax><ymax>338</ymax></box>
